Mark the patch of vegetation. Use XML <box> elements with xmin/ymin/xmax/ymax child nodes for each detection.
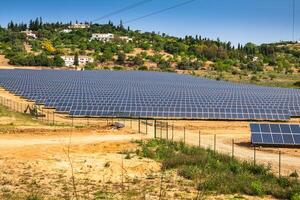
<box><xmin>137</xmin><ymin>139</ymin><xmax>300</xmax><ymax>199</ymax></box>
<box><xmin>0</xmin><ymin>105</ymin><xmax>40</xmax><ymax>127</ymax></box>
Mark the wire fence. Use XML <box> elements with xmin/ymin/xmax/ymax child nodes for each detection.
<box><xmin>0</xmin><ymin>95</ymin><xmax>299</xmax><ymax>178</ymax></box>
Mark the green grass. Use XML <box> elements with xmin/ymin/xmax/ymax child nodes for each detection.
<box><xmin>197</xmin><ymin>70</ymin><xmax>300</xmax><ymax>89</ymax></box>
<box><xmin>137</xmin><ymin>139</ymin><xmax>300</xmax><ymax>199</ymax></box>
<box><xmin>0</xmin><ymin>105</ymin><xmax>41</xmax><ymax>128</ymax></box>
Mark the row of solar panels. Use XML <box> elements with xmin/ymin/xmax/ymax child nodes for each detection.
<box><xmin>250</xmin><ymin>123</ymin><xmax>300</xmax><ymax>146</ymax></box>
<box><xmin>0</xmin><ymin>70</ymin><xmax>299</xmax><ymax>121</ymax></box>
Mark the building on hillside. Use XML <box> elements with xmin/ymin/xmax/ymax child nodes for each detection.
<box><xmin>90</xmin><ymin>33</ymin><xmax>114</xmax><ymax>42</ymax></box>
<box><xmin>90</xmin><ymin>33</ymin><xmax>133</xmax><ymax>43</ymax></box>
<box><xmin>21</xmin><ymin>30</ymin><xmax>37</xmax><ymax>39</ymax></box>
<box><xmin>252</xmin><ymin>56</ymin><xmax>259</xmax><ymax>62</ymax></box>
<box><xmin>61</xmin><ymin>29</ymin><xmax>72</xmax><ymax>33</ymax></box>
<box><xmin>118</xmin><ymin>36</ymin><xmax>133</xmax><ymax>43</ymax></box>
<box><xmin>68</xmin><ymin>23</ymin><xmax>90</xmax><ymax>29</ymax></box>
<box><xmin>61</xmin><ymin>55</ymin><xmax>94</xmax><ymax>67</ymax></box>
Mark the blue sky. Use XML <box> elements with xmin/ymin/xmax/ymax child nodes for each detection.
<box><xmin>0</xmin><ymin>0</ymin><xmax>299</xmax><ymax>45</ymax></box>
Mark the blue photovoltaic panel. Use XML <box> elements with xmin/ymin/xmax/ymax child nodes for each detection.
<box><xmin>250</xmin><ymin>123</ymin><xmax>300</xmax><ymax>146</ymax></box>
<box><xmin>0</xmin><ymin>69</ymin><xmax>299</xmax><ymax>120</ymax></box>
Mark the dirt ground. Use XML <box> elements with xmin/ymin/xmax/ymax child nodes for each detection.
<box><xmin>0</xmin><ymin>127</ymin><xmax>276</xmax><ymax>200</ymax></box>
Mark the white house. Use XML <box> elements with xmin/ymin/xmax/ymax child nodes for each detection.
<box><xmin>90</xmin><ymin>33</ymin><xmax>114</xmax><ymax>42</ymax></box>
<box><xmin>61</xmin><ymin>55</ymin><xmax>94</xmax><ymax>67</ymax></box>
<box><xmin>90</xmin><ymin>33</ymin><xmax>133</xmax><ymax>43</ymax></box>
<box><xmin>22</xmin><ymin>30</ymin><xmax>37</xmax><ymax>39</ymax></box>
<box><xmin>78</xmin><ymin>56</ymin><xmax>94</xmax><ymax>66</ymax></box>
<box><xmin>61</xmin><ymin>29</ymin><xmax>72</xmax><ymax>33</ymax></box>
<box><xmin>68</xmin><ymin>23</ymin><xmax>90</xmax><ymax>29</ymax></box>
<box><xmin>118</xmin><ymin>36</ymin><xmax>133</xmax><ymax>43</ymax></box>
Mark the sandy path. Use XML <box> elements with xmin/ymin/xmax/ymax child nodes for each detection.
<box><xmin>0</xmin><ymin>132</ymin><xmax>149</xmax><ymax>148</ymax></box>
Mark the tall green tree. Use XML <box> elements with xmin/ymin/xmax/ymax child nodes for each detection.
<box><xmin>74</xmin><ymin>52</ymin><xmax>79</xmax><ymax>66</ymax></box>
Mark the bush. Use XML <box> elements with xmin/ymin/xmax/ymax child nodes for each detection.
<box><xmin>137</xmin><ymin>139</ymin><xmax>300</xmax><ymax>199</ymax></box>
<box><xmin>85</xmin><ymin>62</ymin><xmax>97</xmax><ymax>70</ymax></box>
<box><xmin>250</xmin><ymin>181</ymin><xmax>264</xmax><ymax>196</ymax></box>
<box><xmin>292</xmin><ymin>193</ymin><xmax>300</xmax><ymax>200</ymax></box>
<box><xmin>290</xmin><ymin>171</ymin><xmax>299</xmax><ymax>178</ymax></box>
<box><xmin>137</xmin><ymin>66</ymin><xmax>148</xmax><ymax>71</ymax></box>
<box><xmin>251</xmin><ymin>75</ymin><xmax>259</xmax><ymax>82</ymax></box>
<box><xmin>113</xmin><ymin>66</ymin><xmax>123</xmax><ymax>71</ymax></box>
<box><xmin>294</xmin><ymin>81</ymin><xmax>300</xmax><ymax>88</ymax></box>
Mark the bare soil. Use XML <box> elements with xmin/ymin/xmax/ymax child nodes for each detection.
<box><xmin>0</xmin><ymin>127</ymin><xmax>276</xmax><ymax>200</ymax></box>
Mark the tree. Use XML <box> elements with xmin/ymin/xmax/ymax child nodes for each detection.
<box><xmin>42</xmin><ymin>40</ymin><xmax>56</xmax><ymax>54</ymax></box>
<box><xmin>74</xmin><ymin>52</ymin><xmax>79</xmax><ymax>66</ymax></box>
<box><xmin>53</xmin><ymin>55</ymin><xmax>64</xmax><ymax>67</ymax></box>
<box><xmin>133</xmin><ymin>55</ymin><xmax>144</xmax><ymax>66</ymax></box>
<box><xmin>117</xmin><ymin>52</ymin><xmax>126</xmax><ymax>64</ymax></box>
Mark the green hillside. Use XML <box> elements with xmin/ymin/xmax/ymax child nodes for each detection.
<box><xmin>0</xmin><ymin>18</ymin><xmax>299</xmax><ymax>88</ymax></box>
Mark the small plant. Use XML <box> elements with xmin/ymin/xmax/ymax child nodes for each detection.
<box><xmin>250</xmin><ymin>75</ymin><xmax>259</xmax><ymax>82</ymax></box>
<box><xmin>104</xmin><ymin>161</ymin><xmax>110</xmax><ymax>168</ymax></box>
<box><xmin>26</xmin><ymin>194</ymin><xmax>43</xmax><ymax>200</ymax></box>
<box><xmin>125</xmin><ymin>152</ymin><xmax>131</xmax><ymax>159</ymax></box>
<box><xmin>250</xmin><ymin>181</ymin><xmax>264</xmax><ymax>196</ymax></box>
<box><xmin>290</xmin><ymin>170</ymin><xmax>299</xmax><ymax>178</ymax></box>
<box><xmin>291</xmin><ymin>193</ymin><xmax>300</xmax><ymax>200</ymax></box>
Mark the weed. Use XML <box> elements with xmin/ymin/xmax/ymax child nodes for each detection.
<box><xmin>137</xmin><ymin>139</ymin><xmax>300</xmax><ymax>199</ymax></box>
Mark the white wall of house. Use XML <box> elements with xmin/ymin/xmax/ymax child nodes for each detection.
<box><xmin>91</xmin><ymin>33</ymin><xmax>114</xmax><ymax>42</ymax></box>
<box><xmin>22</xmin><ymin>30</ymin><xmax>37</xmax><ymax>39</ymax></box>
<box><xmin>68</xmin><ymin>23</ymin><xmax>90</xmax><ymax>29</ymax></box>
<box><xmin>61</xmin><ymin>56</ymin><xmax>94</xmax><ymax>67</ymax></box>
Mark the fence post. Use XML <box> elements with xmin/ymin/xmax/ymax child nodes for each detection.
<box><xmin>279</xmin><ymin>150</ymin><xmax>281</xmax><ymax>177</ymax></box>
<box><xmin>254</xmin><ymin>146</ymin><xmax>256</xmax><ymax>165</ymax></box>
<box><xmin>172</xmin><ymin>124</ymin><xmax>174</xmax><ymax>142</ymax></box>
<box><xmin>199</xmin><ymin>131</ymin><xmax>201</xmax><ymax>147</ymax></box>
<box><xmin>232</xmin><ymin>139</ymin><xmax>235</xmax><ymax>159</ymax></box>
<box><xmin>47</xmin><ymin>110</ymin><xmax>49</xmax><ymax>124</ymax></box>
<box><xmin>138</xmin><ymin>117</ymin><xmax>141</xmax><ymax>133</ymax></box>
<box><xmin>160</xmin><ymin>123</ymin><xmax>162</xmax><ymax>139</ymax></box>
<box><xmin>183</xmin><ymin>127</ymin><xmax>186</xmax><ymax>144</ymax></box>
<box><xmin>52</xmin><ymin>111</ymin><xmax>55</xmax><ymax>126</ymax></box>
<box><xmin>154</xmin><ymin>119</ymin><xmax>157</xmax><ymax>138</ymax></box>
<box><xmin>145</xmin><ymin>119</ymin><xmax>148</xmax><ymax>134</ymax></box>
<box><xmin>214</xmin><ymin>134</ymin><xmax>216</xmax><ymax>154</ymax></box>
<box><xmin>41</xmin><ymin>108</ymin><xmax>43</xmax><ymax>122</ymax></box>
<box><xmin>72</xmin><ymin>115</ymin><xmax>74</xmax><ymax>127</ymax></box>
<box><xmin>166</xmin><ymin>122</ymin><xmax>169</xmax><ymax>140</ymax></box>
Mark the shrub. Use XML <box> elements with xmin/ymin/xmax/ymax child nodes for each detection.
<box><xmin>137</xmin><ymin>139</ymin><xmax>300</xmax><ymax>199</ymax></box>
<box><xmin>178</xmin><ymin>165</ymin><xmax>199</xmax><ymax>180</ymax></box>
<box><xmin>292</xmin><ymin>193</ymin><xmax>300</xmax><ymax>200</ymax></box>
<box><xmin>250</xmin><ymin>181</ymin><xmax>264</xmax><ymax>196</ymax></box>
<box><xmin>251</xmin><ymin>75</ymin><xmax>259</xmax><ymax>82</ymax></box>
<box><xmin>125</xmin><ymin>152</ymin><xmax>131</xmax><ymax>159</ymax></box>
<box><xmin>294</xmin><ymin>81</ymin><xmax>300</xmax><ymax>88</ymax></box>
<box><xmin>290</xmin><ymin>171</ymin><xmax>299</xmax><ymax>178</ymax></box>
<box><xmin>113</xmin><ymin>66</ymin><xmax>123</xmax><ymax>71</ymax></box>
<box><xmin>138</xmin><ymin>66</ymin><xmax>148</xmax><ymax>71</ymax></box>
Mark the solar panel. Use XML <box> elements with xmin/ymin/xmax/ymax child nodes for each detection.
<box><xmin>250</xmin><ymin>123</ymin><xmax>300</xmax><ymax>146</ymax></box>
<box><xmin>0</xmin><ymin>69</ymin><xmax>299</xmax><ymax>120</ymax></box>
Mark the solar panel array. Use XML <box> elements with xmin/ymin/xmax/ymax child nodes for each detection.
<box><xmin>250</xmin><ymin>123</ymin><xmax>300</xmax><ymax>146</ymax></box>
<box><xmin>0</xmin><ymin>69</ymin><xmax>299</xmax><ymax>121</ymax></box>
